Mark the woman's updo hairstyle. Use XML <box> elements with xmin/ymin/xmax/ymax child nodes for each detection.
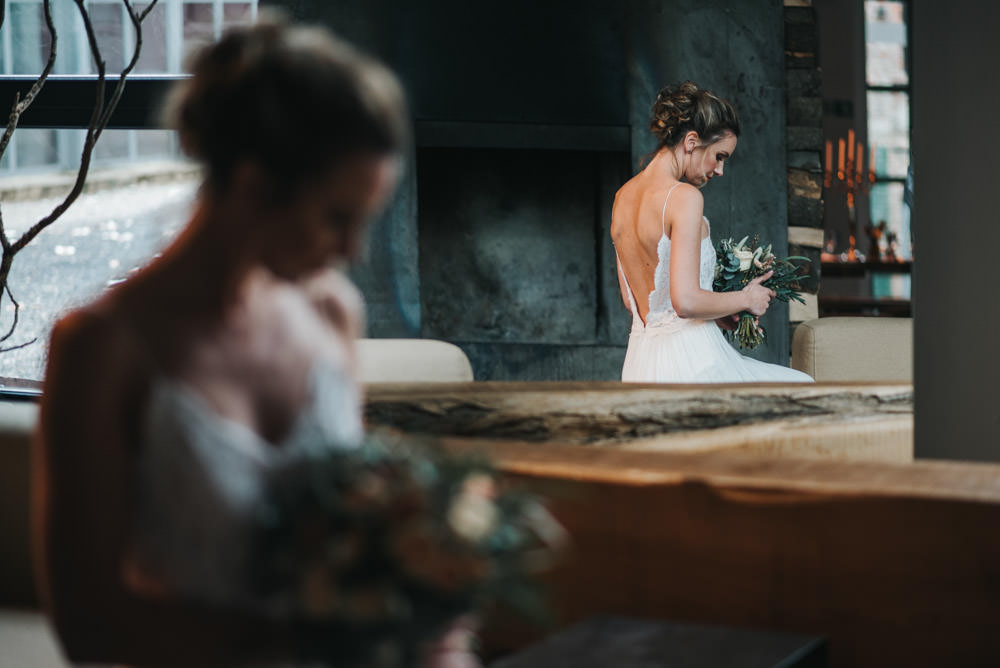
<box><xmin>650</xmin><ymin>81</ymin><xmax>740</xmax><ymax>149</ymax></box>
<box><xmin>164</xmin><ymin>13</ymin><xmax>409</xmax><ymax>200</ymax></box>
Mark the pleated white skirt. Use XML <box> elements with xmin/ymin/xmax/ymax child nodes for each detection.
<box><xmin>621</xmin><ymin>319</ymin><xmax>813</xmax><ymax>383</ymax></box>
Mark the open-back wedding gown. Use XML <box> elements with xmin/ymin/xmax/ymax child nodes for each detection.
<box><xmin>617</xmin><ymin>183</ymin><xmax>813</xmax><ymax>383</ymax></box>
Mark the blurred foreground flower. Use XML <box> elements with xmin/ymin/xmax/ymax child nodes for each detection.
<box><xmin>253</xmin><ymin>429</ymin><xmax>566</xmax><ymax>667</ymax></box>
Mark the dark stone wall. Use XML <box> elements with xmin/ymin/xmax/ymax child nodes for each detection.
<box><xmin>785</xmin><ymin>5</ymin><xmax>824</xmax><ymax>294</ymax></box>
<box><xmin>268</xmin><ymin>0</ymin><xmax>790</xmax><ymax>379</ymax></box>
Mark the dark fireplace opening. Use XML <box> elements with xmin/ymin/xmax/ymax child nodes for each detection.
<box><xmin>417</xmin><ymin>147</ymin><xmax>630</xmax><ymax>380</ymax></box>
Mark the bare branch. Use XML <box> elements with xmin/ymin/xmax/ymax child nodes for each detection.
<box><xmin>0</xmin><ymin>339</ymin><xmax>38</xmax><ymax>354</ymax></box>
<box><xmin>0</xmin><ymin>282</ymin><xmax>37</xmax><ymax>354</ymax></box>
<box><xmin>0</xmin><ymin>0</ymin><xmax>57</xmax><ymax>168</ymax></box>
<box><xmin>11</xmin><ymin>1</ymin><xmax>110</xmax><ymax>255</ymax></box>
<box><xmin>137</xmin><ymin>1</ymin><xmax>159</xmax><ymax>22</ymax></box>
<box><xmin>0</xmin><ymin>0</ymin><xmax>56</xmax><ymax>283</ymax></box>
<box><xmin>0</xmin><ymin>284</ymin><xmax>25</xmax><ymax>345</ymax></box>
<box><xmin>0</xmin><ymin>0</ymin><xmax>161</xmax><ymax>352</ymax></box>
<box><xmin>95</xmin><ymin>0</ymin><xmax>161</xmax><ymax>141</ymax></box>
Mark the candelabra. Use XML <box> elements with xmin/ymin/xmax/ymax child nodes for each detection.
<box><xmin>824</xmin><ymin>129</ymin><xmax>876</xmax><ymax>262</ymax></box>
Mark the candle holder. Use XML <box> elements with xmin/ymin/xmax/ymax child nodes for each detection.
<box><xmin>824</xmin><ymin>130</ymin><xmax>876</xmax><ymax>262</ymax></box>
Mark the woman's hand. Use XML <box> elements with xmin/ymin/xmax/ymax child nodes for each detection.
<box><xmin>715</xmin><ymin>314</ymin><xmax>739</xmax><ymax>331</ymax></box>
<box><xmin>741</xmin><ymin>270</ymin><xmax>776</xmax><ymax>316</ymax></box>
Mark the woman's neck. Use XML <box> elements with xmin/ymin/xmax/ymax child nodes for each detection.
<box><xmin>647</xmin><ymin>146</ymin><xmax>685</xmax><ymax>184</ymax></box>
<box><xmin>142</xmin><ymin>197</ymin><xmax>261</xmax><ymax>315</ymax></box>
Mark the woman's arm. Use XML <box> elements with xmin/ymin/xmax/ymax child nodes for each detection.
<box><xmin>33</xmin><ymin>309</ymin><xmax>299</xmax><ymax>667</ymax></box>
<box><xmin>667</xmin><ymin>186</ymin><xmax>774</xmax><ymax>320</ymax></box>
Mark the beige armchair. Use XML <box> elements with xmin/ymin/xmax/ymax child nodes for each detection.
<box><xmin>356</xmin><ymin>338</ymin><xmax>474</xmax><ymax>383</ymax></box>
<box><xmin>791</xmin><ymin>317</ymin><xmax>912</xmax><ymax>382</ymax></box>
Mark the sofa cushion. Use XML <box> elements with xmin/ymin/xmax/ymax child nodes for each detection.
<box><xmin>791</xmin><ymin>317</ymin><xmax>912</xmax><ymax>382</ymax></box>
<box><xmin>356</xmin><ymin>338</ymin><xmax>474</xmax><ymax>383</ymax></box>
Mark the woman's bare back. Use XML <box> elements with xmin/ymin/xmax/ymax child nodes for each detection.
<box><xmin>611</xmin><ymin>173</ymin><xmax>707</xmax><ymax>323</ymax></box>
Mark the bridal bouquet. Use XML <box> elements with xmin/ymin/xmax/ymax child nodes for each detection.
<box><xmin>714</xmin><ymin>235</ymin><xmax>810</xmax><ymax>349</ymax></box>
<box><xmin>253</xmin><ymin>429</ymin><xmax>565</xmax><ymax>666</ymax></box>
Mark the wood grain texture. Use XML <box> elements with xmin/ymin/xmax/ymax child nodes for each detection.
<box><xmin>452</xmin><ymin>441</ymin><xmax>1000</xmax><ymax>667</ymax></box>
<box><xmin>365</xmin><ymin>382</ymin><xmax>912</xmax><ymax>461</ymax></box>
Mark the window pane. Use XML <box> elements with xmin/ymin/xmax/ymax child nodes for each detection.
<box><xmin>135</xmin><ymin>2</ymin><xmax>170</xmax><ymax>73</ymax></box>
<box><xmin>11</xmin><ymin>128</ymin><xmax>59</xmax><ymax>168</ymax></box>
<box><xmin>868</xmin><ymin>181</ymin><xmax>911</xmax><ymax>261</ymax></box>
<box><xmin>865</xmin><ymin>1</ymin><xmax>908</xmax><ymax>86</ymax></box>
<box><xmin>92</xmin><ymin>128</ymin><xmax>132</xmax><ymax>162</ymax></box>
<box><xmin>867</xmin><ymin>90</ymin><xmax>909</xmax><ymax>179</ymax></box>
<box><xmin>0</xmin><ymin>160</ymin><xmax>196</xmax><ymax>383</ymax></box>
<box><xmin>183</xmin><ymin>4</ymin><xmax>216</xmax><ymax>62</ymax></box>
<box><xmin>90</xmin><ymin>3</ymin><xmax>126</xmax><ymax>73</ymax></box>
<box><xmin>223</xmin><ymin>3</ymin><xmax>255</xmax><ymax>29</ymax></box>
<box><xmin>0</xmin><ymin>1</ymin><xmax>259</xmax><ymax>76</ymax></box>
<box><xmin>10</xmin><ymin>3</ymin><xmax>52</xmax><ymax>75</ymax></box>
<box><xmin>1</xmin><ymin>128</ymin><xmax>180</xmax><ymax>172</ymax></box>
<box><xmin>137</xmin><ymin>129</ymin><xmax>175</xmax><ymax>157</ymax></box>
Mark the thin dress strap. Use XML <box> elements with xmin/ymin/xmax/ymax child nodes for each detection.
<box><xmin>661</xmin><ymin>181</ymin><xmax>683</xmax><ymax>237</ymax></box>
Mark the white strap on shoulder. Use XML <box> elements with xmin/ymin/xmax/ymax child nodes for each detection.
<box><xmin>661</xmin><ymin>182</ymin><xmax>684</xmax><ymax>236</ymax></box>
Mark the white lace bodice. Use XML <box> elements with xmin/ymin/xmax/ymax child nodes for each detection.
<box><xmin>129</xmin><ymin>357</ymin><xmax>363</xmax><ymax>611</ymax></box>
<box><xmin>618</xmin><ymin>182</ymin><xmax>716</xmax><ymax>332</ymax></box>
<box><xmin>645</xmin><ymin>222</ymin><xmax>716</xmax><ymax>328</ymax></box>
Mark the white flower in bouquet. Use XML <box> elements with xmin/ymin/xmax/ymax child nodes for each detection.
<box><xmin>734</xmin><ymin>248</ymin><xmax>755</xmax><ymax>271</ymax></box>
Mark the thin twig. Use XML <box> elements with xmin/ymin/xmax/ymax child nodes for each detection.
<box><xmin>0</xmin><ymin>0</ymin><xmax>57</xmax><ymax>176</ymax></box>
<box><xmin>138</xmin><ymin>1</ymin><xmax>158</xmax><ymax>22</ymax></box>
<box><xmin>0</xmin><ymin>0</ymin><xmax>56</xmax><ymax>270</ymax></box>
<box><xmin>0</xmin><ymin>0</ymin><xmax>160</xmax><ymax>352</ymax></box>
<box><xmin>0</xmin><ymin>282</ymin><xmax>37</xmax><ymax>354</ymax></box>
<box><xmin>0</xmin><ymin>284</ymin><xmax>24</xmax><ymax>345</ymax></box>
<box><xmin>95</xmin><ymin>0</ymin><xmax>160</xmax><ymax>141</ymax></box>
<box><xmin>11</xmin><ymin>1</ymin><xmax>109</xmax><ymax>254</ymax></box>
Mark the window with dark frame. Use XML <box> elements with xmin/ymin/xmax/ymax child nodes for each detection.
<box><xmin>864</xmin><ymin>0</ymin><xmax>911</xmax><ymax>300</ymax></box>
<box><xmin>0</xmin><ymin>1</ymin><xmax>257</xmax><ymax>389</ymax></box>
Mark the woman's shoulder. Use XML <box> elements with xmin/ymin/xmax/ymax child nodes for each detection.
<box><xmin>664</xmin><ymin>182</ymin><xmax>704</xmax><ymax>228</ymax></box>
<box><xmin>669</xmin><ymin>182</ymin><xmax>704</xmax><ymax>207</ymax></box>
<box><xmin>42</xmin><ymin>295</ymin><xmax>152</xmax><ymax>418</ymax></box>
<box><xmin>49</xmin><ymin>293</ymin><xmax>136</xmax><ymax>356</ymax></box>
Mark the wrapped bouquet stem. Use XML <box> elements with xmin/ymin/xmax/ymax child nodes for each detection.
<box><xmin>714</xmin><ymin>235</ymin><xmax>811</xmax><ymax>350</ymax></box>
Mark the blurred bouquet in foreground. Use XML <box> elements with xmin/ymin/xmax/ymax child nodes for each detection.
<box><xmin>714</xmin><ymin>235</ymin><xmax>810</xmax><ymax>349</ymax></box>
<box><xmin>253</xmin><ymin>429</ymin><xmax>566</xmax><ymax>667</ymax></box>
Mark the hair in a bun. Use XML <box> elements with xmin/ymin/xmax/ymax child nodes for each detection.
<box><xmin>163</xmin><ymin>12</ymin><xmax>408</xmax><ymax>199</ymax></box>
<box><xmin>650</xmin><ymin>81</ymin><xmax>740</xmax><ymax>149</ymax></box>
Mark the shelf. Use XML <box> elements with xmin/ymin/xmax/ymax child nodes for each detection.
<box><xmin>821</xmin><ymin>260</ymin><xmax>912</xmax><ymax>277</ymax></box>
<box><xmin>821</xmin><ymin>260</ymin><xmax>912</xmax><ymax>276</ymax></box>
<box><xmin>818</xmin><ymin>296</ymin><xmax>911</xmax><ymax>317</ymax></box>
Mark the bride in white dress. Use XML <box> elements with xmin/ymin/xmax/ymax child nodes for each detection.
<box><xmin>34</xmin><ymin>17</ymin><xmax>479</xmax><ymax>668</ymax></box>
<box><xmin>612</xmin><ymin>81</ymin><xmax>813</xmax><ymax>383</ymax></box>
